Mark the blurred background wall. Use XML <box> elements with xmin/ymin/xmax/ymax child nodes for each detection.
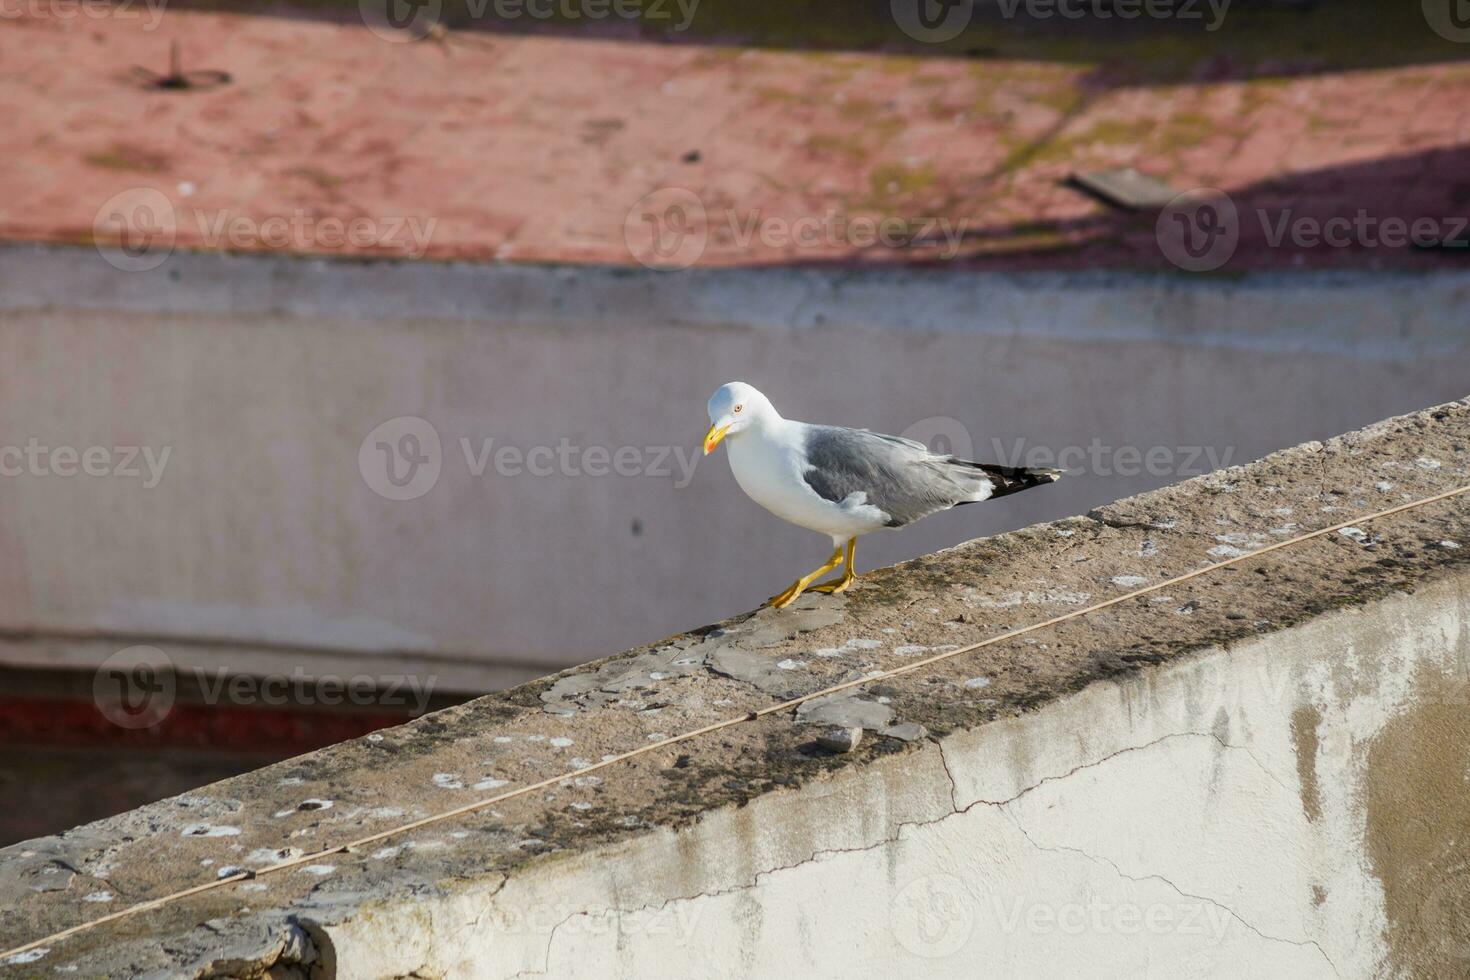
<box><xmin>3</xmin><ymin>247</ymin><xmax>1467</xmax><ymax>691</ymax></box>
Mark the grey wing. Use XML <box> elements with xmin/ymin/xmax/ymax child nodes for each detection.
<box><xmin>801</xmin><ymin>426</ymin><xmax>988</xmax><ymax>527</ymax></box>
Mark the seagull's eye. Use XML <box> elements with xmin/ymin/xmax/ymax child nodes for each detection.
<box><xmin>733</xmin><ymin>405</ymin><xmax>743</xmax><ymax>414</ymax></box>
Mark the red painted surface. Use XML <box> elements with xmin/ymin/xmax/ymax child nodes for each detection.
<box><xmin>0</xmin><ymin>695</ymin><xmax>412</xmax><ymax>756</ymax></box>
<box><xmin>2</xmin><ymin>8</ymin><xmax>1468</xmax><ymax>271</ymax></box>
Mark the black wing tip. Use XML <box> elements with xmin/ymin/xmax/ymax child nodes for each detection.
<box><xmin>976</xmin><ymin>463</ymin><xmax>1064</xmax><ymax>498</ymax></box>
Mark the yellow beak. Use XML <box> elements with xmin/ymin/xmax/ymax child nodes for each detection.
<box><xmin>703</xmin><ymin>422</ymin><xmax>730</xmax><ymax>455</ymax></box>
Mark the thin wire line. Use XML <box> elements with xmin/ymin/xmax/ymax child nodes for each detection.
<box><xmin>5</xmin><ymin>483</ymin><xmax>1466</xmax><ymax>962</ymax></box>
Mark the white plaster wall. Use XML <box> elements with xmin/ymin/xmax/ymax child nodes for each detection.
<box><xmin>308</xmin><ymin>575</ymin><xmax>1470</xmax><ymax>979</ymax></box>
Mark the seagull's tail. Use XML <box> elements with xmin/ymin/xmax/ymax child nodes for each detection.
<box><xmin>954</xmin><ymin>461</ymin><xmax>1063</xmax><ymax>502</ymax></box>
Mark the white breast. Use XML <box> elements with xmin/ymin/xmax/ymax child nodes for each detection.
<box><xmin>724</xmin><ymin>420</ymin><xmax>890</xmax><ymax>539</ymax></box>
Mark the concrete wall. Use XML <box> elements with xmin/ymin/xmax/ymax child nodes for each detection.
<box><xmin>3</xmin><ymin>398</ymin><xmax>1467</xmax><ymax>978</ymax></box>
<box><xmin>322</xmin><ymin>574</ymin><xmax>1470</xmax><ymax>980</ymax></box>
<box><xmin>3</xmin><ymin>244</ymin><xmax>1469</xmax><ymax>686</ymax></box>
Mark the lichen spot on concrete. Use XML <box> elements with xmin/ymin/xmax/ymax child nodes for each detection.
<box><xmin>1290</xmin><ymin>705</ymin><xmax>1323</xmax><ymax>823</ymax></box>
<box><xmin>1365</xmin><ymin>672</ymin><xmax>1470</xmax><ymax>979</ymax></box>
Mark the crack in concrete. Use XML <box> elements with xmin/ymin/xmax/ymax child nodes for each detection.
<box><xmin>1000</xmin><ymin>811</ymin><xmax>1342</xmax><ymax>979</ymax></box>
<box><xmin>956</xmin><ymin>730</ymin><xmax>1342</xmax><ymax>978</ymax></box>
<box><xmin>965</xmin><ymin>730</ymin><xmax>1290</xmax><ymax>808</ymax></box>
<box><xmin>503</xmin><ymin>729</ymin><xmax>1327</xmax><ymax>980</ymax></box>
<box><xmin>447</xmin><ymin>872</ymin><xmax>510</xmax><ymax>948</ymax></box>
<box><xmin>505</xmin><ymin>794</ymin><xmax>970</xmax><ymax>979</ymax></box>
<box><xmin>933</xmin><ymin>736</ymin><xmax>960</xmax><ymax>812</ymax></box>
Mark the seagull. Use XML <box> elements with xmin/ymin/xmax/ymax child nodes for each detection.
<box><xmin>703</xmin><ymin>382</ymin><xmax>1062</xmax><ymax>609</ymax></box>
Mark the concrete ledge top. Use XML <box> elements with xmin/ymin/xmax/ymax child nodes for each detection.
<box><xmin>3</xmin><ymin>398</ymin><xmax>1469</xmax><ymax>977</ymax></box>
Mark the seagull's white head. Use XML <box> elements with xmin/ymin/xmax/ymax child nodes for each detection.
<box><xmin>704</xmin><ymin>382</ymin><xmax>777</xmax><ymax>454</ymax></box>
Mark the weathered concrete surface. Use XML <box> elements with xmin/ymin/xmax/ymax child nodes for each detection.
<box><xmin>3</xmin><ymin>243</ymin><xmax>1469</xmax><ymax>683</ymax></box>
<box><xmin>2</xmin><ymin>398</ymin><xmax>1468</xmax><ymax>977</ymax></box>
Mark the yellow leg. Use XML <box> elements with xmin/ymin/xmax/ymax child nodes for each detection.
<box><xmin>809</xmin><ymin>538</ymin><xmax>857</xmax><ymax>594</ymax></box>
<box><xmin>766</xmin><ymin>544</ymin><xmax>845</xmax><ymax>610</ymax></box>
